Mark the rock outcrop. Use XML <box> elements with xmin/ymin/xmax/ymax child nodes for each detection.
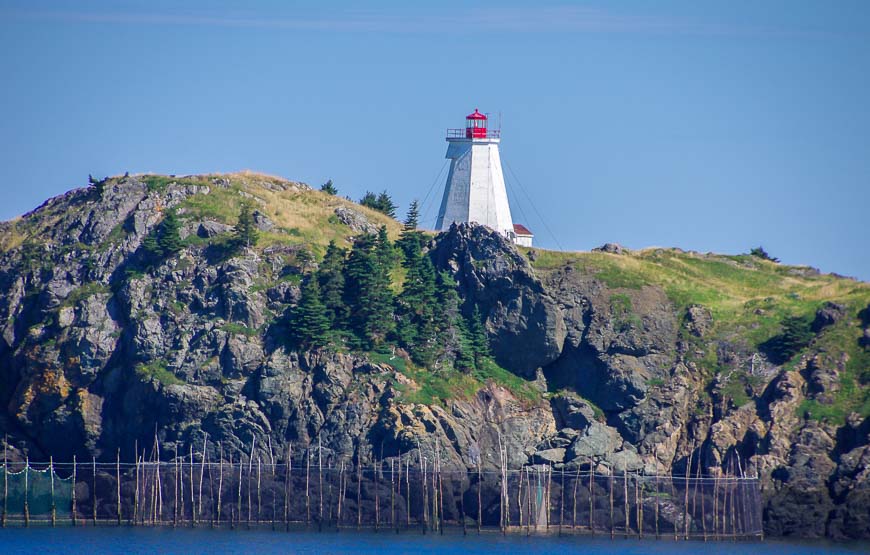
<box><xmin>0</xmin><ymin>176</ymin><xmax>867</xmax><ymax>538</ymax></box>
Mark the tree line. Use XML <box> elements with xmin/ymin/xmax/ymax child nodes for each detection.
<box><xmin>291</xmin><ymin>201</ymin><xmax>489</xmax><ymax>371</ymax></box>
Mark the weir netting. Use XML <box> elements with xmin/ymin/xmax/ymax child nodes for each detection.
<box><xmin>0</xmin><ymin>458</ymin><xmax>763</xmax><ymax>539</ymax></box>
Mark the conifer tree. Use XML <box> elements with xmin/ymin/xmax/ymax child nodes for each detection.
<box><xmin>433</xmin><ymin>270</ymin><xmax>465</xmax><ymax>369</ymax></box>
<box><xmin>396</xmin><ymin>246</ymin><xmax>438</xmax><ymax>364</ymax></box>
<box><xmin>454</xmin><ymin>316</ymin><xmax>476</xmax><ymax>372</ymax></box>
<box><xmin>157</xmin><ymin>212</ymin><xmax>182</xmax><ymax>256</ymax></box>
<box><xmin>141</xmin><ymin>230</ymin><xmax>162</xmax><ymax>263</ymax></box>
<box><xmin>316</xmin><ymin>240</ymin><xmax>347</xmax><ymax>326</ymax></box>
<box><xmin>343</xmin><ymin>233</ymin><xmax>378</xmax><ymax>346</ymax></box>
<box><xmin>320</xmin><ymin>179</ymin><xmax>338</xmax><ymax>195</ymax></box>
<box><xmin>359</xmin><ymin>191</ymin><xmax>379</xmax><ymax>211</ymax></box>
<box><xmin>365</xmin><ymin>226</ymin><xmax>396</xmax><ymax>344</ymax></box>
<box><xmin>293</xmin><ymin>278</ymin><xmax>331</xmax><ymax>348</ymax></box>
<box><xmin>397</xmin><ymin>200</ymin><xmax>425</xmax><ymax>261</ymax></box>
<box><xmin>467</xmin><ymin>305</ymin><xmax>490</xmax><ymax>367</ymax></box>
<box><xmin>233</xmin><ymin>202</ymin><xmax>259</xmax><ymax>250</ymax></box>
<box><xmin>403</xmin><ymin>200</ymin><xmax>420</xmax><ymax>231</ymax></box>
<box><xmin>376</xmin><ymin>190</ymin><xmax>397</xmax><ymax>218</ymax></box>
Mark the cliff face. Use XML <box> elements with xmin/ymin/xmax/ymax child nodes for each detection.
<box><xmin>0</xmin><ymin>174</ymin><xmax>868</xmax><ymax>538</ymax></box>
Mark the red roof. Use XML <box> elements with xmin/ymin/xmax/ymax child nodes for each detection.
<box><xmin>513</xmin><ymin>223</ymin><xmax>533</xmax><ymax>236</ymax></box>
<box><xmin>466</xmin><ymin>108</ymin><xmax>487</xmax><ymax>120</ymax></box>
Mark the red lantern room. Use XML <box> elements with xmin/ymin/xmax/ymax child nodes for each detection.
<box><xmin>465</xmin><ymin>108</ymin><xmax>488</xmax><ymax>139</ymax></box>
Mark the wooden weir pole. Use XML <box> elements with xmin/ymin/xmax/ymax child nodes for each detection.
<box><xmin>247</xmin><ymin>442</ymin><xmax>254</xmax><ymax>527</ymax></box>
<box><xmin>655</xmin><ymin>467</ymin><xmax>661</xmax><ymax>539</ymax></box>
<box><xmin>438</xmin><ymin>457</ymin><xmax>444</xmax><ymax>535</ymax></box>
<box><xmin>2</xmin><ymin>437</ymin><xmax>7</xmax><ymax>528</ymax></box>
<box><xmin>559</xmin><ymin>469</ymin><xmax>565</xmax><ymax>536</ymax></box>
<box><xmin>636</xmin><ymin>472</ymin><xmax>642</xmax><ymax>539</ymax></box>
<box><xmin>284</xmin><ymin>443</ymin><xmax>291</xmax><ymax>530</ymax></box>
<box><xmin>318</xmin><ymin>440</ymin><xmax>324</xmax><ymax>530</ymax></box>
<box><xmin>237</xmin><ymin>452</ymin><xmax>244</xmax><ymax>529</ymax></box>
<box><xmin>256</xmin><ymin>454</ymin><xmax>262</xmax><ymax>526</ymax></box>
<box><xmin>713</xmin><ymin>472</ymin><xmax>719</xmax><ymax>540</ymax></box>
<box><xmin>405</xmin><ymin>456</ymin><xmax>411</xmax><ymax>530</ymax></box>
<box><xmin>588</xmin><ymin>464</ymin><xmax>595</xmax><ymax>534</ymax></box>
<box><xmin>196</xmin><ymin>432</ymin><xmax>211</xmax><ymax>518</ymax></box>
<box><xmin>23</xmin><ymin>456</ymin><xmax>29</xmax><ymax>527</ymax></box>
<box><xmin>336</xmin><ymin>461</ymin><xmax>344</xmax><ymax>529</ymax></box>
<box><xmin>92</xmin><ymin>456</ymin><xmax>97</xmax><ymax>526</ymax></box>
<box><xmin>217</xmin><ymin>443</ymin><xmax>223</xmax><ymax>526</ymax></box>
<box><xmin>570</xmin><ymin>466</ymin><xmax>580</xmax><ymax>530</ymax></box>
<box><xmin>72</xmin><ymin>455</ymin><xmax>77</xmax><ymax>526</ymax></box>
<box><xmin>622</xmin><ymin>469</ymin><xmax>629</xmax><ymax>538</ymax></box>
<box><xmin>375</xmin><ymin>459</ymin><xmax>382</xmax><ymax>532</ymax></box>
<box><xmin>684</xmin><ymin>443</ymin><xmax>693</xmax><ymax>540</ymax></box>
<box><xmin>115</xmin><ymin>450</ymin><xmax>121</xmax><ymax>525</ymax></box>
<box><xmin>700</xmin><ymin>466</ymin><xmax>707</xmax><ymax>541</ymax></box>
<box><xmin>173</xmin><ymin>447</ymin><xmax>179</xmax><ymax>527</ymax></box>
<box><xmin>390</xmin><ymin>459</ymin><xmax>395</xmax><ymax>533</ymax></box>
<box><xmin>190</xmin><ymin>445</ymin><xmax>197</xmax><ymax>526</ymax></box>
<box><xmin>525</xmin><ymin>469</ymin><xmax>532</xmax><ymax>537</ymax></box>
<box><xmin>669</xmin><ymin>470</ymin><xmax>678</xmax><ymax>540</ymax></box>
<box><xmin>51</xmin><ymin>456</ymin><xmax>57</xmax><ymax>527</ymax></box>
<box><xmin>199</xmin><ymin>435</ymin><xmax>207</xmax><ymax>524</ymax></box>
<box><xmin>356</xmin><ymin>454</ymin><xmax>362</xmax><ymax>529</ymax></box>
<box><xmin>608</xmin><ymin>466</ymin><xmax>614</xmax><ymax>539</ymax></box>
<box><xmin>476</xmin><ymin>457</ymin><xmax>482</xmax><ymax>534</ymax></box>
<box><xmin>305</xmin><ymin>449</ymin><xmax>311</xmax><ymax>527</ymax></box>
<box><xmin>132</xmin><ymin>441</ymin><xmax>138</xmax><ymax>526</ymax></box>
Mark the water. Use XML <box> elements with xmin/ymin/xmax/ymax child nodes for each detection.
<box><xmin>0</xmin><ymin>528</ymin><xmax>867</xmax><ymax>555</ymax></box>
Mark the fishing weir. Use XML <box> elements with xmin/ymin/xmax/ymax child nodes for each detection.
<box><xmin>1</xmin><ymin>442</ymin><xmax>763</xmax><ymax>540</ymax></box>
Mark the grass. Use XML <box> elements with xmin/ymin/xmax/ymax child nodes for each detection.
<box><xmin>135</xmin><ymin>360</ymin><xmax>184</xmax><ymax>386</ymax></box>
<box><xmin>392</xmin><ymin>355</ymin><xmax>540</xmax><ymax>407</ymax></box>
<box><xmin>794</xmin><ymin>318</ymin><xmax>870</xmax><ymax>426</ymax></box>
<box><xmin>527</xmin><ymin>246</ymin><xmax>869</xmax><ymax>346</ymax></box>
<box><xmin>221</xmin><ymin>322</ymin><xmax>260</xmax><ymax>337</ymax></box>
<box><xmin>60</xmin><ymin>282</ymin><xmax>110</xmax><ymax>308</ymax></box>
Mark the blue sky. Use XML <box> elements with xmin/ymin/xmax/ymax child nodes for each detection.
<box><xmin>1</xmin><ymin>1</ymin><xmax>869</xmax><ymax>279</ymax></box>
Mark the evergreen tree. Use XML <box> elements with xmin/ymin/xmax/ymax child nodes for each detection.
<box><xmin>359</xmin><ymin>190</ymin><xmax>397</xmax><ymax>219</ymax></box>
<box><xmin>316</xmin><ymin>240</ymin><xmax>347</xmax><ymax>326</ymax></box>
<box><xmin>426</xmin><ymin>270</ymin><xmax>466</xmax><ymax>369</ymax></box>
<box><xmin>467</xmin><ymin>305</ymin><xmax>489</xmax><ymax>366</ymax></box>
<box><xmin>376</xmin><ymin>190</ymin><xmax>397</xmax><ymax>218</ymax></box>
<box><xmin>343</xmin><ymin>233</ymin><xmax>378</xmax><ymax>346</ymax></box>
<box><xmin>750</xmin><ymin>246</ymin><xmax>780</xmax><ymax>263</ymax></box>
<box><xmin>403</xmin><ymin>200</ymin><xmax>420</xmax><ymax>231</ymax></box>
<box><xmin>157</xmin><ymin>212</ymin><xmax>182</xmax><ymax>256</ymax></box>
<box><xmin>396</xmin><ymin>245</ymin><xmax>438</xmax><ymax>364</ymax></box>
<box><xmin>366</xmin><ymin>226</ymin><xmax>396</xmax><ymax>343</ymax></box>
<box><xmin>141</xmin><ymin>212</ymin><xmax>182</xmax><ymax>265</ymax></box>
<box><xmin>454</xmin><ymin>316</ymin><xmax>476</xmax><ymax>372</ymax></box>
<box><xmin>397</xmin><ymin>201</ymin><xmax>425</xmax><ymax>261</ymax></box>
<box><xmin>761</xmin><ymin>314</ymin><xmax>814</xmax><ymax>364</ymax></box>
<box><xmin>292</xmin><ymin>278</ymin><xmax>331</xmax><ymax>348</ymax></box>
<box><xmin>359</xmin><ymin>191</ymin><xmax>379</xmax><ymax>211</ymax></box>
<box><xmin>141</xmin><ymin>230</ymin><xmax>162</xmax><ymax>263</ymax></box>
<box><xmin>233</xmin><ymin>202</ymin><xmax>259</xmax><ymax>250</ymax></box>
<box><xmin>320</xmin><ymin>179</ymin><xmax>338</xmax><ymax>195</ymax></box>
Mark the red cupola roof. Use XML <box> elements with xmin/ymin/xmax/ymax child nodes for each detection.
<box><xmin>466</xmin><ymin>108</ymin><xmax>487</xmax><ymax>120</ymax></box>
<box><xmin>447</xmin><ymin>108</ymin><xmax>500</xmax><ymax>140</ymax></box>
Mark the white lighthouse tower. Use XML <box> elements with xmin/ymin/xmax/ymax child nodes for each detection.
<box><xmin>436</xmin><ymin>109</ymin><xmax>528</xmax><ymax>243</ymax></box>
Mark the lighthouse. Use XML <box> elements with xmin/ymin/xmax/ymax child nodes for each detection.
<box><xmin>436</xmin><ymin>109</ymin><xmax>531</xmax><ymax>245</ymax></box>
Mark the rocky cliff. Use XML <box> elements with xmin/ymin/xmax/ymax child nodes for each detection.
<box><xmin>0</xmin><ymin>173</ymin><xmax>868</xmax><ymax>538</ymax></box>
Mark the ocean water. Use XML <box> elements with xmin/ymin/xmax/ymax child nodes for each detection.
<box><xmin>0</xmin><ymin>528</ymin><xmax>867</xmax><ymax>555</ymax></box>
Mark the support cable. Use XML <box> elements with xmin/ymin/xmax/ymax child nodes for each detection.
<box><xmin>504</xmin><ymin>160</ymin><xmax>565</xmax><ymax>251</ymax></box>
<box><xmin>417</xmin><ymin>160</ymin><xmax>449</xmax><ymax>230</ymax></box>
